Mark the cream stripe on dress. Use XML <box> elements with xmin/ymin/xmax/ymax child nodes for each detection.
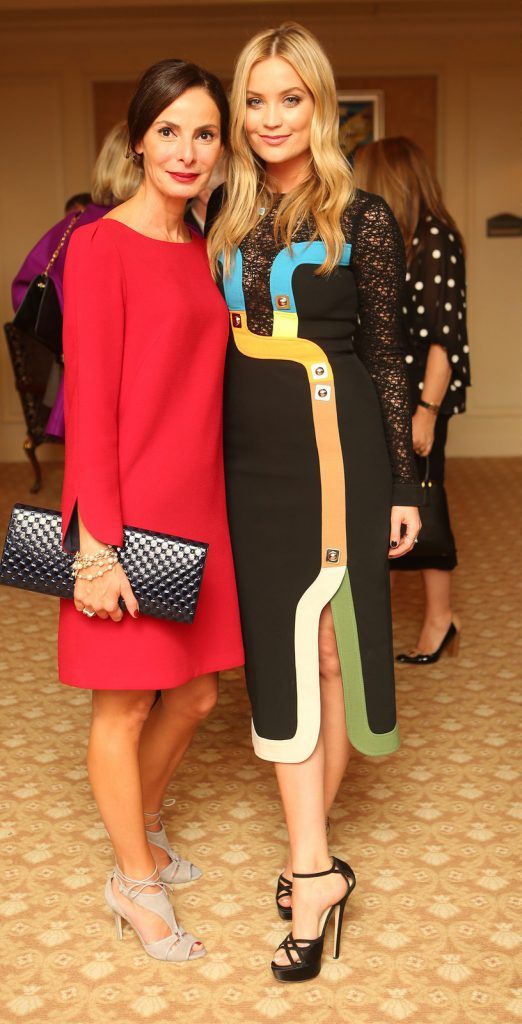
<box><xmin>252</xmin><ymin>565</ymin><xmax>346</xmax><ymax>762</ymax></box>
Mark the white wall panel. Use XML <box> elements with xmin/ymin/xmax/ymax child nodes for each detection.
<box><xmin>468</xmin><ymin>74</ymin><xmax>521</xmax><ymax>411</ymax></box>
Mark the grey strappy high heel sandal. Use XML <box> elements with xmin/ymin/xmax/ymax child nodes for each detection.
<box><xmin>144</xmin><ymin>807</ymin><xmax>202</xmax><ymax>884</ymax></box>
<box><xmin>105</xmin><ymin>864</ymin><xmax>206</xmax><ymax>962</ymax></box>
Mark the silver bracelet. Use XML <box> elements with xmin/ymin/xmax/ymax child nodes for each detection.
<box><xmin>72</xmin><ymin>545</ymin><xmax>118</xmax><ymax>580</ymax></box>
<box><xmin>76</xmin><ymin>560</ymin><xmax>118</xmax><ymax>583</ymax></box>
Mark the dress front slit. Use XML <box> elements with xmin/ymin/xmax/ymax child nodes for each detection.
<box><xmin>222</xmin><ymin>245</ymin><xmax>351</xmax><ymax>763</ymax></box>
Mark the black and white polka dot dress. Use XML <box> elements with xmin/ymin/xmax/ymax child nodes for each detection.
<box><xmin>401</xmin><ymin>214</ymin><xmax>471</xmax><ymax>415</ymax></box>
<box><xmin>395</xmin><ymin>214</ymin><xmax>471</xmax><ymax>573</ymax></box>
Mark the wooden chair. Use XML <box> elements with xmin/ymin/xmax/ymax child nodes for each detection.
<box><xmin>3</xmin><ymin>322</ymin><xmax>63</xmax><ymax>493</ymax></box>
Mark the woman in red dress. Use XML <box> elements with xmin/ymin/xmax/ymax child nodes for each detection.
<box><xmin>59</xmin><ymin>60</ymin><xmax>243</xmax><ymax>962</ymax></box>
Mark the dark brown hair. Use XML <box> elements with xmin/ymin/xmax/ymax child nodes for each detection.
<box><xmin>127</xmin><ymin>58</ymin><xmax>229</xmax><ymax>166</ymax></box>
<box><xmin>353</xmin><ymin>136</ymin><xmax>464</xmax><ymax>264</ymax></box>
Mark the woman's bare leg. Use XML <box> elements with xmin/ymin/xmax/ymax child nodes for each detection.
<box><xmin>273</xmin><ymin>735</ymin><xmax>348</xmax><ymax>962</ymax></box>
<box><xmin>88</xmin><ymin>689</ymin><xmax>157</xmax><ymax>875</ymax></box>
<box><xmin>274</xmin><ymin>605</ymin><xmax>350</xmax><ymax>951</ymax></box>
<box><xmin>138</xmin><ymin>674</ymin><xmax>218</xmax><ymax>868</ymax></box>
<box><xmin>140</xmin><ymin>674</ymin><xmax>218</xmax><ymax>809</ymax></box>
<box><xmin>87</xmin><ymin>688</ymin><xmax>202</xmax><ymax>950</ymax></box>
<box><xmin>281</xmin><ymin>605</ymin><xmax>350</xmax><ymax>888</ymax></box>
<box><xmin>321</xmin><ymin>606</ymin><xmax>351</xmax><ymax>812</ymax></box>
<box><xmin>416</xmin><ymin>569</ymin><xmax>453</xmax><ymax>652</ymax></box>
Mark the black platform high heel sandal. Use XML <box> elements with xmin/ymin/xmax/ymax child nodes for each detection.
<box><xmin>271</xmin><ymin>857</ymin><xmax>356</xmax><ymax>983</ymax></box>
<box><xmin>276</xmin><ymin>873</ymin><xmax>293</xmax><ymax>922</ymax></box>
<box><xmin>274</xmin><ymin>819</ymin><xmax>331</xmax><ymax>922</ymax></box>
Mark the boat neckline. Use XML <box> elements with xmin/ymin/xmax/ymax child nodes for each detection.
<box><xmin>101</xmin><ymin>216</ymin><xmax>195</xmax><ymax>245</ymax></box>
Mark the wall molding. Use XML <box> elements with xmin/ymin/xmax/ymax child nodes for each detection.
<box><xmin>1</xmin><ymin>2</ymin><xmax>520</xmax><ymax>34</ymax></box>
<box><xmin>447</xmin><ymin>409</ymin><xmax>522</xmax><ymax>458</ymax></box>
<box><xmin>1</xmin><ymin>411</ymin><xmax>520</xmax><ymax>462</ymax></box>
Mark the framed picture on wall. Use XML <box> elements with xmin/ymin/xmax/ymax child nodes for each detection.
<box><xmin>337</xmin><ymin>91</ymin><xmax>385</xmax><ymax>163</ymax></box>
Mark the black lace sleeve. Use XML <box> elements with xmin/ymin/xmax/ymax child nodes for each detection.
<box><xmin>352</xmin><ymin>195</ymin><xmax>422</xmax><ymax>506</ymax></box>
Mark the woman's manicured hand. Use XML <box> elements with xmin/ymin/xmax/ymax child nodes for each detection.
<box><xmin>412</xmin><ymin>407</ymin><xmax>436</xmax><ymax>457</ymax></box>
<box><xmin>389</xmin><ymin>505</ymin><xmax>422</xmax><ymax>558</ymax></box>
<box><xmin>74</xmin><ymin>563</ymin><xmax>139</xmax><ymax>621</ymax></box>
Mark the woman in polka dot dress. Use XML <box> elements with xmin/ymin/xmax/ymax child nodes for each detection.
<box><xmin>355</xmin><ymin>136</ymin><xmax>470</xmax><ymax>662</ymax></box>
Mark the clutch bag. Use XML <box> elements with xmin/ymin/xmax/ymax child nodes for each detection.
<box><xmin>0</xmin><ymin>504</ymin><xmax>208</xmax><ymax>623</ymax></box>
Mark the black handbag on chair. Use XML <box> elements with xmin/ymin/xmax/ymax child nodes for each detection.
<box><xmin>412</xmin><ymin>457</ymin><xmax>455</xmax><ymax>559</ymax></box>
<box><xmin>12</xmin><ymin>211</ymin><xmax>82</xmax><ymax>357</ymax></box>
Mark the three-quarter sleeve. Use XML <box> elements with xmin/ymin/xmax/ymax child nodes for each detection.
<box><xmin>61</xmin><ymin>222</ymin><xmax>125</xmax><ymax>552</ymax></box>
<box><xmin>407</xmin><ymin>219</ymin><xmax>471</xmax><ymax>416</ymax></box>
<box><xmin>352</xmin><ymin>196</ymin><xmax>422</xmax><ymax>507</ymax></box>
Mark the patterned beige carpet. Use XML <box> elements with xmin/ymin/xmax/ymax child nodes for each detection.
<box><xmin>0</xmin><ymin>457</ymin><xmax>520</xmax><ymax>1024</ymax></box>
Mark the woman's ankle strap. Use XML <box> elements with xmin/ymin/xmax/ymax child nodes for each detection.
<box><xmin>144</xmin><ymin>810</ymin><xmax>162</xmax><ymax>828</ymax></box>
<box><xmin>293</xmin><ymin>859</ymin><xmax>334</xmax><ymax>880</ymax></box>
<box><xmin>114</xmin><ymin>863</ymin><xmax>163</xmax><ymax>896</ymax></box>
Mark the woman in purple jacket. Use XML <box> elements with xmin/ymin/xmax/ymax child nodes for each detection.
<box><xmin>12</xmin><ymin>122</ymin><xmax>141</xmax><ymax>437</ymax></box>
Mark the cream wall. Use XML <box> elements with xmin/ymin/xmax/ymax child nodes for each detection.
<box><xmin>0</xmin><ymin>1</ymin><xmax>520</xmax><ymax>461</ymax></box>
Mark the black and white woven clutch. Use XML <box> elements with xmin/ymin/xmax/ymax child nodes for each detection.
<box><xmin>0</xmin><ymin>504</ymin><xmax>208</xmax><ymax>623</ymax></box>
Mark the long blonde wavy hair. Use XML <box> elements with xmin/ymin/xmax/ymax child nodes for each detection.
<box><xmin>208</xmin><ymin>22</ymin><xmax>355</xmax><ymax>276</ymax></box>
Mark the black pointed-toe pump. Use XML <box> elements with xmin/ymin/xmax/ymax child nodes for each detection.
<box><xmin>396</xmin><ymin>618</ymin><xmax>461</xmax><ymax>665</ymax></box>
<box><xmin>271</xmin><ymin>857</ymin><xmax>356</xmax><ymax>983</ymax></box>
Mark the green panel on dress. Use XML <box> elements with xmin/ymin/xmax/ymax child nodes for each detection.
<box><xmin>331</xmin><ymin>570</ymin><xmax>400</xmax><ymax>756</ymax></box>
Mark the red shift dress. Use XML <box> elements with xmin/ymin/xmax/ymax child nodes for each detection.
<box><xmin>58</xmin><ymin>218</ymin><xmax>244</xmax><ymax>689</ymax></box>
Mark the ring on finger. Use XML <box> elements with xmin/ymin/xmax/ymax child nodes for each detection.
<box><xmin>82</xmin><ymin>608</ymin><xmax>96</xmax><ymax>618</ymax></box>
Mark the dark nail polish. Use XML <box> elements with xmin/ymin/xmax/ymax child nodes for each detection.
<box><xmin>133</xmin><ymin>610</ymin><xmax>140</xmax><ymax>618</ymax></box>
<box><xmin>390</xmin><ymin>540</ymin><xmax>398</xmax><ymax>548</ymax></box>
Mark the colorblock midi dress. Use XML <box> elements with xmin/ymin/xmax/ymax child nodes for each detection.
<box><xmin>211</xmin><ymin>188</ymin><xmax>422</xmax><ymax>763</ymax></box>
<box><xmin>58</xmin><ymin>219</ymin><xmax>244</xmax><ymax>689</ymax></box>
